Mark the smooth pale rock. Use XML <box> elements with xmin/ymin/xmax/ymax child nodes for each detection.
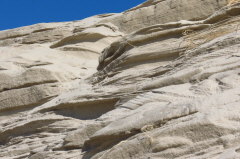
<box><xmin>104</xmin><ymin>0</ymin><xmax>229</xmax><ymax>33</ymax></box>
<box><xmin>1</xmin><ymin>1</ymin><xmax>240</xmax><ymax>159</ymax></box>
<box><xmin>63</xmin><ymin>123</ymin><xmax>105</xmax><ymax>149</ymax></box>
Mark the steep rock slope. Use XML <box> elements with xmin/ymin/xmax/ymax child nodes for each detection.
<box><xmin>0</xmin><ymin>14</ymin><xmax>123</xmax><ymax>113</ymax></box>
<box><xmin>0</xmin><ymin>0</ymin><xmax>240</xmax><ymax>159</ymax></box>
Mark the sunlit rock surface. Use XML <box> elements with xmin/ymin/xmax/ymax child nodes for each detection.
<box><xmin>0</xmin><ymin>0</ymin><xmax>240</xmax><ymax>158</ymax></box>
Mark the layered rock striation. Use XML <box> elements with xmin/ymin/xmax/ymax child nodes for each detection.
<box><xmin>0</xmin><ymin>0</ymin><xmax>240</xmax><ymax>159</ymax></box>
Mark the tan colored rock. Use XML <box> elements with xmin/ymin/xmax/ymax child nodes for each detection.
<box><xmin>1</xmin><ymin>1</ymin><xmax>240</xmax><ymax>159</ymax></box>
<box><xmin>105</xmin><ymin>0</ymin><xmax>229</xmax><ymax>33</ymax></box>
<box><xmin>63</xmin><ymin>123</ymin><xmax>104</xmax><ymax>149</ymax></box>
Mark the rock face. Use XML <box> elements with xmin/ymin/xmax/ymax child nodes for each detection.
<box><xmin>0</xmin><ymin>0</ymin><xmax>240</xmax><ymax>159</ymax></box>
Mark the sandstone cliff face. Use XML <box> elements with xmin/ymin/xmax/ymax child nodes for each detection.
<box><xmin>0</xmin><ymin>0</ymin><xmax>240</xmax><ymax>159</ymax></box>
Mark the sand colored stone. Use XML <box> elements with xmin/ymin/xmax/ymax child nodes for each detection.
<box><xmin>0</xmin><ymin>1</ymin><xmax>240</xmax><ymax>159</ymax></box>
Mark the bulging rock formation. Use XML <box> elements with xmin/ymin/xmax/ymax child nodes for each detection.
<box><xmin>0</xmin><ymin>0</ymin><xmax>240</xmax><ymax>158</ymax></box>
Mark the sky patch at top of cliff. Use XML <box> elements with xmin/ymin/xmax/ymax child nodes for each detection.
<box><xmin>0</xmin><ymin>0</ymin><xmax>146</xmax><ymax>31</ymax></box>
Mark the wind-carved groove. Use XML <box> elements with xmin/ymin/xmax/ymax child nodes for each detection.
<box><xmin>0</xmin><ymin>33</ymin><xmax>28</xmax><ymax>40</ymax></box>
<box><xmin>61</xmin><ymin>46</ymin><xmax>100</xmax><ymax>54</ymax></box>
<box><xmin>32</xmin><ymin>28</ymin><xmax>54</xmax><ymax>33</ymax></box>
<box><xmin>117</xmin><ymin>49</ymin><xmax>182</xmax><ymax>70</ymax></box>
<box><xmin>95</xmin><ymin>23</ymin><xmax>118</xmax><ymax>32</ymax></box>
<box><xmin>0</xmin><ymin>80</ymin><xmax>58</xmax><ymax>93</ymax></box>
<box><xmin>50</xmin><ymin>32</ymin><xmax>107</xmax><ymax>49</ymax></box>
<box><xmin>0</xmin><ymin>67</ymin><xmax>7</xmax><ymax>71</ymax></box>
<box><xmin>25</xmin><ymin>62</ymin><xmax>53</xmax><ymax>68</ymax></box>
<box><xmin>39</xmin><ymin>98</ymin><xmax>119</xmax><ymax>120</ymax></box>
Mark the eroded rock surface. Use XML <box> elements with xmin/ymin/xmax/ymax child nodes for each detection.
<box><xmin>0</xmin><ymin>0</ymin><xmax>240</xmax><ymax>159</ymax></box>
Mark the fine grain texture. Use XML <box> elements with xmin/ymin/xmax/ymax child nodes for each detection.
<box><xmin>0</xmin><ymin>0</ymin><xmax>240</xmax><ymax>159</ymax></box>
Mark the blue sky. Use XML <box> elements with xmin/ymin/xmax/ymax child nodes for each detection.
<box><xmin>0</xmin><ymin>0</ymin><xmax>146</xmax><ymax>31</ymax></box>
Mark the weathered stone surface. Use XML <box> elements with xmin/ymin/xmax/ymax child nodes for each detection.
<box><xmin>104</xmin><ymin>0</ymin><xmax>229</xmax><ymax>33</ymax></box>
<box><xmin>0</xmin><ymin>1</ymin><xmax>240</xmax><ymax>159</ymax></box>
